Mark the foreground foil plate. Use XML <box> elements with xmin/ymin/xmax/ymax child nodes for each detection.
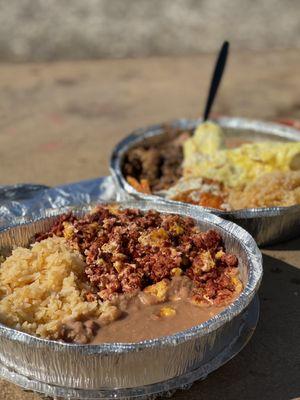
<box><xmin>0</xmin><ymin>296</ymin><xmax>259</xmax><ymax>399</ymax></box>
<box><xmin>0</xmin><ymin>201</ymin><xmax>262</xmax><ymax>399</ymax></box>
<box><xmin>110</xmin><ymin>117</ymin><xmax>300</xmax><ymax>246</ymax></box>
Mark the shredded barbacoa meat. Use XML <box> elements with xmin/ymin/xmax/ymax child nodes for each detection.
<box><xmin>35</xmin><ymin>205</ymin><xmax>239</xmax><ymax>304</ymax></box>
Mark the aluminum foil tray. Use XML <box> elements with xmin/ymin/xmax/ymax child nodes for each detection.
<box><xmin>110</xmin><ymin>117</ymin><xmax>300</xmax><ymax>246</ymax></box>
<box><xmin>0</xmin><ymin>200</ymin><xmax>262</xmax><ymax>399</ymax></box>
<box><xmin>0</xmin><ymin>296</ymin><xmax>259</xmax><ymax>400</ymax></box>
<box><xmin>0</xmin><ymin>177</ymin><xmax>117</xmax><ymax>229</ymax></box>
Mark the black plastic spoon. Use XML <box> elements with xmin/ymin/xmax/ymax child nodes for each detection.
<box><xmin>203</xmin><ymin>41</ymin><xmax>230</xmax><ymax>122</ymax></box>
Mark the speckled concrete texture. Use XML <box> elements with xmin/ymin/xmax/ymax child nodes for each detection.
<box><xmin>0</xmin><ymin>50</ymin><xmax>300</xmax><ymax>186</ymax></box>
<box><xmin>0</xmin><ymin>0</ymin><xmax>299</xmax><ymax>61</ymax></box>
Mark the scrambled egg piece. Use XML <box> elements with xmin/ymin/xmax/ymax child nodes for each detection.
<box><xmin>158</xmin><ymin>306</ymin><xmax>176</xmax><ymax>318</ymax></box>
<box><xmin>192</xmin><ymin>251</ymin><xmax>215</xmax><ymax>273</ymax></box>
<box><xmin>183</xmin><ymin>121</ymin><xmax>300</xmax><ymax>188</ymax></box>
<box><xmin>231</xmin><ymin>275</ymin><xmax>243</xmax><ymax>293</ymax></box>
<box><xmin>144</xmin><ymin>280</ymin><xmax>169</xmax><ymax>302</ymax></box>
<box><xmin>184</xmin><ymin>121</ymin><xmax>225</xmax><ymax>157</ymax></box>
<box><xmin>138</xmin><ymin>228</ymin><xmax>168</xmax><ymax>246</ymax></box>
<box><xmin>170</xmin><ymin>267</ymin><xmax>183</xmax><ymax>277</ymax></box>
<box><xmin>63</xmin><ymin>222</ymin><xmax>75</xmax><ymax>240</ymax></box>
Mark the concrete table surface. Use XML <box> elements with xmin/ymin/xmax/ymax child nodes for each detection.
<box><xmin>0</xmin><ymin>50</ymin><xmax>299</xmax><ymax>400</ymax></box>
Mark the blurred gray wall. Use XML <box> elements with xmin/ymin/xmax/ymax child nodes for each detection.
<box><xmin>0</xmin><ymin>0</ymin><xmax>299</xmax><ymax>61</ymax></box>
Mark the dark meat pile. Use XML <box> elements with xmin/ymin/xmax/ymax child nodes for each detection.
<box><xmin>36</xmin><ymin>205</ymin><xmax>240</xmax><ymax>305</ymax></box>
<box><xmin>122</xmin><ymin>128</ymin><xmax>190</xmax><ymax>191</ymax></box>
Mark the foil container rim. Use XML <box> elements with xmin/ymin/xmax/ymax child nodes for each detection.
<box><xmin>0</xmin><ymin>201</ymin><xmax>262</xmax><ymax>353</ymax></box>
<box><xmin>0</xmin><ymin>296</ymin><xmax>260</xmax><ymax>396</ymax></box>
<box><xmin>110</xmin><ymin>116</ymin><xmax>300</xmax><ymax>218</ymax></box>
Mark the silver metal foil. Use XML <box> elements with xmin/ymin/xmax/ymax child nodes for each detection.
<box><xmin>110</xmin><ymin>117</ymin><xmax>300</xmax><ymax>246</ymax></box>
<box><xmin>0</xmin><ymin>296</ymin><xmax>259</xmax><ymax>400</ymax></box>
<box><xmin>0</xmin><ymin>200</ymin><xmax>262</xmax><ymax>399</ymax></box>
<box><xmin>0</xmin><ymin>177</ymin><xmax>117</xmax><ymax>229</ymax></box>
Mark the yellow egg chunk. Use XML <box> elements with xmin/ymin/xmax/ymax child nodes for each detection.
<box><xmin>144</xmin><ymin>280</ymin><xmax>169</xmax><ymax>302</ymax></box>
<box><xmin>159</xmin><ymin>306</ymin><xmax>176</xmax><ymax>318</ymax></box>
<box><xmin>183</xmin><ymin>121</ymin><xmax>225</xmax><ymax>159</ymax></box>
<box><xmin>183</xmin><ymin>122</ymin><xmax>300</xmax><ymax>188</ymax></box>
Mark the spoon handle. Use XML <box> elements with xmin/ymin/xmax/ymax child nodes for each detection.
<box><xmin>203</xmin><ymin>41</ymin><xmax>230</xmax><ymax>121</ymax></box>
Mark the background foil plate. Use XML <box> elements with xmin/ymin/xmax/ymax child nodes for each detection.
<box><xmin>0</xmin><ymin>201</ymin><xmax>262</xmax><ymax>399</ymax></box>
<box><xmin>110</xmin><ymin>117</ymin><xmax>300</xmax><ymax>246</ymax></box>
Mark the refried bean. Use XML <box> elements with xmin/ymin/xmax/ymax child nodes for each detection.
<box><xmin>59</xmin><ymin>276</ymin><xmax>240</xmax><ymax>344</ymax></box>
